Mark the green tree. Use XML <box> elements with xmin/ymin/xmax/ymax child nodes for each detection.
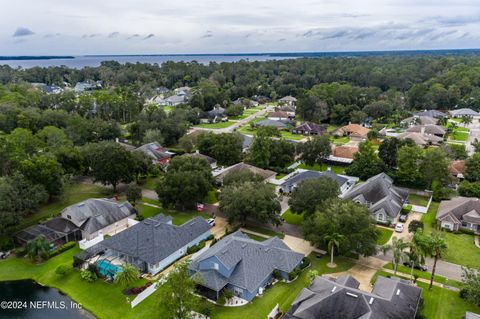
<box><xmin>425</xmin><ymin>232</ymin><xmax>448</xmax><ymax>290</ymax></box>
<box><xmin>396</xmin><ymin>145</ymin><xmax>424</xmax><ymax>185</ymax></box>
<box><xmin>324</xmin><ymin>233</ymin><xmax>345</xmax><ymax>268</ymax></box>
<box><xmin>345</xmin><ymin>141</ymin><xmax>385</xmax><ymax>180</ymax></box>
<box><xmin>19</xmin><ymin>155</ymin><xmax>64</xmax><ymax>198</ymax></box>
<box><xmin>299</xmin><ymin>135</ymin><xmax>331</xmax><ymax>168</ymax></box>
<box><xmin>26</xmin><ymin>235</ymin><xmax>50</xmax><ymax>262</ymax></box>
<box><xmin>288</xmin><ymin>177</ymin><xmax>339</xmax><ymax>217</ymax></box>
<box><xmin>461</xmin><ymin>267</ymin><xmax>480</xmax><ymax>306</ymax></box>
<box><xmin>465</xmin><ymin>152</ymin><xmax>480</xmax><ymax>182</ymax></box>
<box><xmin>219</xmin><ymin>181</ymin><xmax>281</xmax><ymax>226</ymax></box>
<box><xmin>419</xmin><ymin>148</ymin><xmax>450</xmax><ymax>188</ymax></box>
<box><xmin>222</xmin><ymin>170</ymin><xmax>263</xmax><ymax>187</ymax></box>
<box><xmin>36</xmin><ymin>126</ymin><xmax>73</xmax><ymax>150</ymax></box>
<box><xmin>158</xmin><ymin>262</ymin><xmax>201</xmax><ymax>319</ymax></box>
<box><xmin>197</xmin><ymin>132</ymin><xmax>243</xmax><ymax>166</ymax></box>
<box><xmin>302</xmin><ymin>199</ymin><xmax>379</xmax><ymax>257</ymax></box>
<box><xmin>382</xmin><ymin>237</ymin><xmax>408</xmax><ymax>275</ymax></box>
<box><xmin>143</xmin><ymin>129</ymin><xmax>164</xmax><ymax>145</ymax></box>
<box><xmin>461</xmin><ymin>115</ymin><xmax>473</xmax><ymax>126</ymax></box>
<box><xmin>378</xmin><ymin>138</ymin><xmax>414</xmax><ymax>169</ymax></box>
<box><xmin>114</xmin><ymin>263</ymin><xmax>140</xmax><ymax>287</ymax></box>
<box><xmin>126</xmin><ymin>183</ymin><xmax>142</xmax><ymax>206</ymax></box>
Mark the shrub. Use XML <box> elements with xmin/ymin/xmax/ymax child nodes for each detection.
<box><xmin>459</xmin><ymin>228</ymin><xmax>475</xmax><ymax>235</ymax></box>
<box><xmin>217</xmin><ymin>294</ymin><xmax>226</xmax><ymax>305</ymax></box>
<box><xmin>55</xmin><ymin>264</ymin><xmax>70</xmax><ymax>276</ymax></box>
<box><xmin>408</xmin><ymin>220</ymin><xmax>424</xmax><ymax>233</ymax></box>
<box><xmin>300</xmin><ymin>257</ymin><xmax>311</xmax><ymax>269</ymax></box>
<box><xmin>80</xmin><ymin>270</ymin><xmax>97</xmax><ymax>283</ymax></box>
<box><xmin>272</xmin><ymin>270</ymin><xmax>281</xmax><ymax>280</ymax></box>
<box><xmin>49</xmin><ymin>241</ymin><xmax>76</xmax><ymax>258</ymax></box>
<box><xmin>199</xmin><ymin>302</ymin><xmax>213</xmax><ymax>316</ymax></box>
<box><xmin>207</xmin><ymin>234</ymin><xmax>215</xmax><ymax>241</ymax></box>
<box><xmin>288</xmin><ymin>268</ymin><xmax>300</xmax><ymax>281</ymax></box>
<box><xmin>223</xmin><ymin>288</ymin><xmax>234</xmax><ymax>300</ymax></box>
<box><xmin>186</xmin><ymin>241</ymin><xmax>207</xmax><ymax>254</ymax></box>
<box><xmin>0</xmin><ymin>238</ymin><xmax>14</xmax><ymax>251</ymax></box>
<box><xmin>458</xmin><ymin>181</ymin><xmax>480</xmax><ymax>197</ymax></box>
<box><xmin>15</xmin><ymin>248</ymin><xmax>27</xmax><ymax>258</ymax></box>
<box><xmin>401</xmin><ymin>205</ymin><xmax>412</xmax><ymax>214</ymax></box>
<box><xmin>136</xmin><ymin>214</ymin><xmax>145</xmax><ymax>221</ymax></box>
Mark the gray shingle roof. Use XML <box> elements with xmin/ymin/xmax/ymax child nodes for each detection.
<box><xmin>256</xmin><ymin>119</ymin><xmax>289</xmax><ymax>128</ymax></box>
<box><xmin>406</xmin><ymin>124</ymin><xmax>446</xmax><ymax>136</ymax></box>
<box><xmin>437</xmin><ymin>197</ymin><xmax>480</xmax><ymax>224</ymax></box>
<box><xmin>60</xmin><ymin>198</ymin><xmax>136</xmax><ymax>234</ymax></box>
<box><xmin>342</xmin><ymin>173</ymin><xmax>408</xmax><ymax>218</ymax></box>
<box><xmin>413</xmin><ymin>110</ymin><xmax>446</xmax><ymax>118</ymax></box>
<box><xmin>99</xmin><ymin>214</ymin><xmax>211</xmax><ymax>265</ymax></box>
<box><xmin>402</xmin><ymin>116</ymin><xmax>438</xmax><ymax>125</ymax></box>
<box><xmin>279</xmin><ymin>96</ymin><xmax>297</xmax><ymax>102</ymax></box>
<box><xmin>182</xmin><ymin>152</ymin><xmax>217</xmax><ymax>165</ymax></box>
<box><xmin>135</xmin><ymin>142</ymin><xmax>174</xmax><ymax>162</ymax></box>
<box><xmin>449</xmin><ymin>108</ymin><xmax>479</xmax><ymax>117</ymax></box>
<box><xmin>285</xmin><ymin>275</ymin><xmax>421</xmax><ymax>319</ymax></box>
<box><xmin>215</xmin><ymin>162</ymin><xmax>276</xmax><ymax>183</ymax></box>
<box><xmin>189</xmin><ymin>231</ymin><xmax>304</xmax><ymax>293</ymax></box>
<box><xmin>280</xmin><ymin>170</ymin><xmax>348</xmax><ymax>190</ymax></box>
<box><xmin>397</xmin><ymin>131</ymin><xmax>443</xmax><ymax>146</ymax></box>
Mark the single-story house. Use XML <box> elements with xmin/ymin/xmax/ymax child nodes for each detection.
<box><xmin>256</xmin><ymin>119</ymin><xmax>290</xmax><ymax>130</ymax></box>
<box><xmin>183</xmin><ymin>151</ymin><xmax>217</xmax><ymax>169</ymax></box>
<box><xmin>200</xmin><ymin>106</ymin><xmax>228</xmax><ymax>123</ymax></box>
<box><xmin>266</xmin><ymin>111</ymin><xmax>291</xmax><ymax>121</ymax></box>
<box><xmin>213</xmin><ymin>162</ymin><xmax>277</xmax><ymax>184</ymax></box>
<box><xmin>342</xmin><ymin>173</ymin><xmax>408</xmax><ymax>224</ymax></box>
<box><xmin>279</xmin><ymin>105</ymin><xmax>296</xmax><ymax>117</ymax></box>
<box><xmin>292</xmin><ymin>122</ymin><xmax>326</xmax><ymax>136</ymax></box>
<box><xmin>278</xmin><ymin>96</ymin><xmax>297</xmax><ymax>107</ymax></box>
<box><xmin>406</xmin><ymin>124</ymin><xmax>446</xmax><ymax>137</ymax></box>
<box><xmin>397</xmin><ymin>131</ymin><xmax>443</xmax><ymax>146</ymax></box>
<box><xmin>285</xmin><ymin>275</ymin><xmax>421</xmax><ymax>319</ymax></box>
<box><xmin>189</xmin><ymin>230</ymin><xmax>304</xmax><ymax>301</ymax></box>
<box><xmin>449</xmin><ymin>108</ymin><xmax>480</xmax><ymax>118</ymax></box>
<box><xmin>135</xmin><ymin>142</ymin><xmax>175</xmax><ymax>166</ymax></box>
<box><xmin>279</xmin><ymin>169</ymin><xmax>358</xmax><ymax>195</ymax></box>
<box><xmin>436</xmin><ymin>197</ymin><xmax>480</xmax><ymax>234</ymax></box>
<box><xmin>448</xmin><ymin>160</ymin><xmax>465</xmax><ymax>180</ymax></box>
<box><xmin>174</xmin><ymin>86</ymin><xmax>192</xmax><ymax>95</ymax></box>
<box><xmin>414</xmin><ymin>109</ymin><xmax>447</xmax><ymax>118</ymax></box>
<box><xmin>402</xmin><ymin>116</ymin><xmax>438</xmax><ymax>126</ymax></box>
<box><xmin>327</xmin><ymin>146</ymin><xmax>359</xmax><ymax>165</ymax></box>
<box><xmin>332</xmin><ymin>124</ymin><xmax>370</xmax><ymax>141</ymax></box>
<box><xmin>96</xmin><ymin>214</ymin><xmax>211</xmax><ymax>275</ymax></box>
<box><xmin>232</xmin><ymin>98</ymin><xmax>259</xmax><ymax>107</ymax></box>
<box><xmin>241</xmin><ymin>134</ymin><xmax>253</xmax><ymax>153</ymax></box>
<box><xmin>61</xmin><ymin>198</ymin><xmax>137</xmax><ymax>240</ymax></box>
<box><xmin>253</xmin><ymin>95</ymin><xmax>272</xmax><ymax>103</ymax></box>
<box><xmin>154</xmin><ymin>86</ymin><xmax>170</xmax><ymax>94</ymax></box>
<box><xmin>74</xmin><ymin>81</ymin><xmax>100</xmax><ymax>93</ymax></box>
<box><xmin>162</xmin><ymin>94</ymin><xmax>186</xmax><ymax>106</ymax></box>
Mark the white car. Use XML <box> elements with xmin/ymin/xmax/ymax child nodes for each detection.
<box><xmin>207</xmin><ymin>218</ymin><xmax>216</xmax><ymax>227</ymax></box>
<box><xmin>395</xmin><ymin>223</ymin><xmax>404</xmax><ymax>233</ymax></box>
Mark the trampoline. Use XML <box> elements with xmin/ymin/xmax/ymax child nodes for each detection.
<box><xmin>96</xmin><ymin>259</ymin><xmax>122</xmax><ymax>280</ymax></box>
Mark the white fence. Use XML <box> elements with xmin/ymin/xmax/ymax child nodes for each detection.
<box><xmin>131</xmin><ymin>277</ymin><xmax>167</xmax><ymax>308</ymax></box>
<box><xmin>79</xmin><ymin>234</ymin><xmax>104</xmax><ymax>250</ymax></box>
<box><xmin>267</xmin><ymin>304</ymin><xmax>279</xmax><ymax>319</ymax></box>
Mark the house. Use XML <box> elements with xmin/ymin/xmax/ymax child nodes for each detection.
<box><xmin>96</xmin><ymin>214</ymin><xmax>211</xmax><ymax>275</ymax></box>
<box><xmin>436</xmin><ymin>197</ymin><xmax>480</xmax><ymax>234</ymax></box>
<box><xmin>200</xmin><ymin>106</ymin><xmax>228</xmax><ymax>123</ymax></box>
<box><xmin>327</xmin><ymin>146</ymin><xmax>359</xmax><ymax>165</ymax></box>
<box><xmin>174</xmin><ymin>86</ymin><xmax>192</xmax><ymax>95</ymax></box>
<box><xmin>449</xmin><ymin>108</ymin><xmax>480</xmax><ymax>118</ymax></box>
<box><xmin>292</xmin><ymin>122</ymin><xmax>325</xmax><ymax>136</ymax></box>
<box><xmin>135</xmin><ymin>142</ymin><xmax>175</xmax><ymax>166</ymax></box>
<box><xmin>332</xmin><ymin>124</ymin><xmax>370</xmax><ymax>141</ymax></box>
<box><xmin>60</xmin><ymin>198</ymin><xmax>136</xmax><ymax>240</ymax></box>
<box><xmin>213</xmin><ymin>162</ymin><xmax>277</xmax><ymax>184</ymax></box>
<box><xmin>285</xmin><ymin>275</ymin><xmax>421</xmax><ymax>319</ymax></box>
<box><xmin>406</xmin><ymin>124</ymin><xmax>446</xmax><ymax>137</ymax></box>
<box><xmin>183</xmin><ymin>151</ymin><xmax>217</xmax><ymax>169</ymax></box>
<box><xmin>278</xmin><ymin>169</ymin><xmax>358</xmax><ymax>195</ymax></box>
<box><xmin>266</xmin><ymin>111</ymin><xmax>291</xmax><ymax>121</ymax></box>
<box><xmin>278</xmin><ymin>96</ymin><xmax>297</xmax><ymax>107</ymax></box>
<box><xmin>253</xmin><ymin>95</ymin><xmax>271</xmax><ymax>103</ymax></box>
<box><xmin>414</xmin><ymin>109</ymin><xmax>447</xmax><ymax>118</ymax></box>
<box><xmin>154</xmin><ymin>86</ymin><xmax>170</xmax><ymax>94</ymax></box>
<box><xmin>74</xmin><ymin>81</ymin><xmax>99</xmax><ymax>93</ymax></box>
<box><xmin>15</xmin><ymin>217</ymin><xmax>81</xmax><ymax>248</ymax></box>
<box><xmin>402</xmin><ymin>116</ymin><xmax>438</xmax><ymax>126</ymax></box>
<box><xmin>448</xmin><ymin>160</ymin><xmax>465</xmax><ymax>180</ymax></box>
<box><xmin>241</xmin><ymin>134</ymin><xmax>253</xmax><ymax>153</ymax></box>
<box><xmin>397</xmin><ymin>131</ymin><xmax>443</xmax><ymax>146</ymax></box>
<box><xmin>279</xmin><ymin>105</ymin><xmax>296</xmax><ymax>117</ymax></box>
<box><xmin>466</xmin><ymin>312</ymin><xmax>480</xmax><ymax>319</ymax></box>
<box><xmin>342</xmin><ymin>173</ymin><xmax>408</xmax><ymax>224</ymax></box>
<box><xmin>189</xmin><ymin>230</ymin><xmax>304</xmax><ymax>301</ymax></box>
<box><xmin>232</xmin><ymin>98</ymin><xmax>258</xmax><ymax>107</ymax></box>
<box><xmin>163</xmin><ymin>94</ymin><xmax>186</xmax><ymax>106</ymax></box>
<box><xmin>256</xmin><ymin>119</ymin><xmax>290</xmax><ymax>130</ymax></box>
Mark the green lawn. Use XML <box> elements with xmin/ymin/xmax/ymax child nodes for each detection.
<box><xmin>246</xmin><ymin>233</ymin><xmax>268</xmax><ymax>242</ymax></box>
<box><xmin>237</xmin><ymin>125</ymin><xmax>305</xmax><ymax>141</ymax></box>
<box><xmin>408</xmin><ymin>194</ymin><xmax>430</xmax><ymax>206</ymax></box>
<box><xmin>211</xmin><ymin>255</ymin><xmax>354</xmax><ymax>319</ymax></box>
<box><xmin>422</xmin><ymin>202</ymin><xmax>480</xmax><ymax>268</ymax></box>
<box><xmin>163</xmin><ymin>106</ymin><xmax>172</xmax><ymax>113</ymax></box>
<box><xmin>297</xmin><ymin>163</ymin><xmax>346</xmax><ymax>174</ymax></box>
<box><xmin>136</xmin><ymin>201</ymin><xmax>210</xmax><ymax>226</ymax></box>
<box><xmin>275</xmin><ymin>173</ymin><xmax>288</xmax><ymax>180</ymax></box>
<box><xmin>204</xmin><ymin>190</ymin><xmax>219</xmax><ymax>204</ymax></box>
<box><xmin>450</xmin><ymin>130</ymin><xmax>469</xmax><ymax>141</ymax></box>
<box><xmin>138</xmin><ymin>176</ymin><xmax>161</xmax><ymax>190</ymax></box>
<box><xmin>195</xmin><ymin>121</ymin><xmax>235</xmax><ymax>129</ymax></box>
<box><xmin>282</xmin><ymin>209</ymin><xmax>304</xmax><ymax>225</ymax></box>
<box><xmin>330</xmin><ymin>136</ymin><xmax>350</xmax><ymax>145</ymax></box>
<box><xmin>376</xmin><ymin>227</ymin><xmax>393</xmax><ymax>245</ymax></box>
<box><xmin>0</xmin><ymin>247</ymin><xmax>165</xmax><ymax>319</ymax></box>
<box><xmin>242</xmin><ymin>225</ymin><xmax>285</xmax><ymax>239</ymax></box>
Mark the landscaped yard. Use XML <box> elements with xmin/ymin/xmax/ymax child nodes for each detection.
<box><xmin>139</xmin><ymin>175</ymin><xmax>161</xmax><ymax>190</ymax></box>
<box><xmin>136</xmin><ymin>199</ymin><xmax>210</xmax><ymax>225</ymax></box>
<box><xmin>282</xmin><ymin>209</ymin><xmax>304</xmax><ymax>225</ymax></box>
<box><xmin>297</xmin><ymin>163</ymin><xmax>346</xmax><ymax>174</ymax></box>
<box><xmin>376</xmin><ymin>227</ymin><xmax>393</xmax><ymax>245</ymax></box>
<box><xmin>237</xmin><ymin>125</ymin><xmax>306</xmax><ymax>141</ymax></box>
<box><xmin>449</xmin><ymin>130</ymin><xmax>469</xmax><ymax>141</ymax></box>
<box><xmin>422</xmin><ymin>202</ymin><xmax>480</xmax><ymax>268</ymax></box>
<box><xmin>210</xmin><ymin>255</ymin><xmax>354</xmax><ymax>319</ymax></box>
<box><xmin>204</xmin><ymin>190</ymin><xmax>219</xmax><ymax>204</ymax></box>
<box><xmin>407</xmin><ymin>194</ymin><xmax>430</xmax><ymax>206</ymax></box>
<box><xmin>330</xmin><ymin>136</ymin><xmax>350</xmax><ymax>145</ymax></box>
<box><xmin>195</xmin><ymin>121</ymin><xmax>236</xmax><ymax>129</ymax></box>
<box><xmin>242</xmin><ymin>225</ymin><xmax>285</xmax><ymax>239</ymax></box>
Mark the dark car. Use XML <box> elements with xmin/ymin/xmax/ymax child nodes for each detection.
<box><xmin>403</xmin><ymin>261</ymin><xmax>428</xmax><ymax>271</ymax></box>
<box><xmin>399</xmin><ymin>214</ymin><xmax>408</xmax><ymax>222</ymax></box>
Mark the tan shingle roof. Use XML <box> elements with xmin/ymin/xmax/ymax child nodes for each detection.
<box><xmin>332</xmin><ymin>146</ymin><xmax>359</xmax><ymax>159</ymax></box>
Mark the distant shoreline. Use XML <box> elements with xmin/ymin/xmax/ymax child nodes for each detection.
<box><xmin>0</xmin><ymin>56</ymin><xmax>75</xmax><ymax>61</ymax></box>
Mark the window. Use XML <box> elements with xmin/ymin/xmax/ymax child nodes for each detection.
<box><xmin>67</xmin><ymin>215</ymin><xmax>71</xmax><ymax>219</ymax></box>
<box><xmin>376</xmin><ymin>213</ymin><xmax>385</xmax><ymax>222</ymax></box>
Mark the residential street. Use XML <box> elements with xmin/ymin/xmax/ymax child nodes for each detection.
<box><xmin>465</xmin><ymin>118</ymin><xmax>480</xmax><ymax>155</ymax></box>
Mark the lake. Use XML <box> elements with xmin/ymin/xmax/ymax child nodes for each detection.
<box><xmin>0</xmin><ymin>280</ymin><xmax>90</xmax><ymax>319</ymax></box>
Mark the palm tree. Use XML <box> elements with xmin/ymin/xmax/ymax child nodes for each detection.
<box><xmin>407</xmin><ymin>231</ymin><xmax>430</xmax><ymax>283</ymax></box>
<box><xmin>26</xmin><ymin>235</ymin><xmax>51</xmax><ymax>262</ymax></box>
<box><xmin>461</xmin><ymin>115</ymin><xmax>473</xmax><ymax>126</ymax></box>
<box><xmin>426</xmin><ymin>232</ymin><xmax>448</xmax><ymax>290</ymax></box>
<box><xmin>324</xmin><ymin>233</ymin><xmax>345</xmax><ymax>268</ymax></box>
<box><xmin>382</xmin><ymin>237</ymin><xmax>408</xmax><ymax>275</ymax></box>
<box><xmin>114</xmin><ymin>263</ymin><xmax>140</xmax><ymax>287</ymax></box>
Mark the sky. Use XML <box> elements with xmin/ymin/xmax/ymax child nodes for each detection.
<box><xmin>1</xmin><ymin>0</ymin><xmax>480</xmax><ymax>55</ymax></box>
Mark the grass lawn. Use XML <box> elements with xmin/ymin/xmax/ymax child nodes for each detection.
<box><xmin>195</xmin><ymin>121</ymin><xmax>235</xmax><ymax>129</ymax></box>
<box><xmin>211</xmin><ymin>255</ymin><xmax>354</xmax><ymax>319</ymax></box>
<box><xmin>204</xmin><ymin>190</ymin><xmax>219</xmax><ymax>204</ymax></box>
<box><xmin>243</xmin><ymin>225</ymin><xmax>285</xmax><ymax>239</ymax></box>
<box><xmin>163</xmin><ymin>106</ymin><xmax>172</xmax><ymax>113</ymax></box>
<box><xmin>22</xmin><ymin>182</ymin><xmax>112</xmax><ymax>229</ymax></box>
<box><xmin>236</xmin><ymin>125</ymin><xmax>305</xmax><ymax>141</ymax></box>
<box><xmin>138</xmin><ymin>176</ymin><xmax>161</xmax><ymax>190</ymax></box>
<box><xmin>275</xmin><ymin>173</ymin><xmax>288</xmax><ymax>180</ymax></box>
<box><xmin>297</xmin><ymin>163</ymin><xmax>345</xmax><ymax>174</ymax></box>
<box><xmin>422</xmin><ymin>202</ymin><xmax>480</xmax><ymax>268</ymax></box>
<box><xmin>408</xmin><ymin>194</ymin><xmax>430</xmax><ymax>206</ymax></box>
<box><xmin>0</xmin><ymin>247</ymin><xmax>166</xmax><ymax>319</ymax></box>
<box><xmin>282</xmin><ymin>209</ymin><xmax>304</xmax><ymax>225</ymax></box>
<box><xmin>330</xmin><ymin>136</ymin><xmax>350</xmax><ymax>145</ymax></box>
<box><xmin>376</xmin><ymin>227</ymin><xmax>393</xmax><ymax>245</ymax></box>
<box><xmin>449</xmin><ymin>130</ymin><xmax>469</xmax><ymax>141</ymax></box>
<box><xmin>246</xmin><ymin>233</ymin><xmax>268</xmax><ymax>241</ymax></box>
<box><xmin>136</xmin><ymin>201</ymin><xmax>210</xmax><ymax>225</ymax></box>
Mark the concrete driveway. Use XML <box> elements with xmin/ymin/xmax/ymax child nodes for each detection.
<box><xmin>386</xmin><ymin>212</ymin><xmax>422</xmax><ymax>244</ymax></box>
<box><xmin>282</xmin><ymin>235</ymin><xmax>326</xmax><ymax>255</ymax></box>
<box><xmin>211</xmin><ymin>216</ymin><xmax>228</xmax><ymax>239</ymax></box>
<box><xmin>330</xmin><ymin>257</ymin><xmax>387</xmax><ymax>291</ymax></box>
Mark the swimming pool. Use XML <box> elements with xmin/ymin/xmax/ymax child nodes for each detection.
<box><xmin>96</xmin><ymin>260</ymin><xmax>122</xmax><ymax>280</ymax></box>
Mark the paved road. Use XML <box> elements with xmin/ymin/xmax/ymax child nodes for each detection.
<box><xmin>462</xmin><ymin>118</ymin><xmax>480</xmax><ymax>155</ymax></box>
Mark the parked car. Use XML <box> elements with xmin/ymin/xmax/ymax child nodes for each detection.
<box><xmin>403</xmin><ymin>261</ymin><xmax>428</xmax><ymax>271</ymax></box>
<box><xmin>0</xmin><ymin>251</ymin><xmax>10</xmax><ymax>259</ymax></box>
<box><xmin>395</xmin><ymin>223</ymin><xmax>404</xmax><ymax>233</ymax></box>
<box><xmin>207</xmin><ymin>218</ymin><xmax>216</xmax><ymax>227</ymax></box>
<box><xmin>399</xmin><ymin>214</ymin><xmax>408</xmax><ymax>222</ymax></box>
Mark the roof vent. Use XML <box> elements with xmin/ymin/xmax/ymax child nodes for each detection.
<box><xmin>331</xmin><ymin>286</ymin><xmax>337</xmax><ymax>293</ymax></box>
<box><xmin>77</xmin><ymin>203</ymin><xmax>85</xmax><ymax>207</ymax></box>
<box><xmin>346</xmin><ymin>292</ymin><xmax>358</xmax><ymax>298</ymax></box>
<box><xmin>369</xmin><ymin>297</ymin><xmax>374</xmax><ymax>305</ymax></box>
<box><xmin>241</xmin><ymin>243</ymin><xmax>247</xmax><ymax>248</ymax></box>
<box><xmin>396</xmin><ymin>289</ymin><xmax>400</xmax><ymax>296</ymax></box>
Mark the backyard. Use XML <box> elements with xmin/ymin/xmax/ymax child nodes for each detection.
<box><xmin>237</xmin><ymin>125</ymin><xmax>306</xmax><ymax>141</ymax></box>
<box><xmin>407</xmin><ymin>194</ymin><xmax>430</xmax><ymax>206</ymax></box>
<box><xmin>136</xmin><ymin>198</ymin><xmax>210</xmax><ymax>225</ymax></box>
<box><xmin>282</xmin><ymin>209</ymin><xmax>304</xmax><ymax>225</ymax></box>
<box><xmin>297</xmin><ymin>163</ymin><xmax>346</xmax><ymax>174</ymax></box>
<box><xmin>195</xmin><ymin>121</ymin><xmax>236</xmax><ymax>129</ymax></box>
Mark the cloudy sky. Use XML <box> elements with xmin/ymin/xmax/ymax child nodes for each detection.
<box><xmin>1</xmin><ymin>0</ymin><xmax>479</xmax><ymax>55</ymax></box>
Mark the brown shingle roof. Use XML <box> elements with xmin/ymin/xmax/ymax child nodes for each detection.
<box><xmin>332</xmin><ymin>146</ymin><xmax>359</xmax><ymax>159</ymax></box>
<box><xmin>335</xmin><ymin>124</ymin><xmax>370</xmax><ymax>137</ymax></box>
<box><xmin>267</xmin><ymin>111</ymin><xmax>290</xmax><ymax>118</ymax></box>
<box><xmin>448</xmin><ymin>160</ymin><xmax>465</xmax><ymax>176</ymax></box>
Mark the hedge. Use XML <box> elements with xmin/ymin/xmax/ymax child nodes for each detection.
<box><xmin>49</xmin><ymin>241</ymin><xmax>76</xmax><ymax>258</ymax></box>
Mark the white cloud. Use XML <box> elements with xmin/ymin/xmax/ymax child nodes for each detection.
<box><xmin>0</xmin><ymin>0</ymin><xmax>479</xmax><ymax>54</ymax></box>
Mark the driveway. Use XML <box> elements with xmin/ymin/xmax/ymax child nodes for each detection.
<box><xmin>385</xmin><ymin>212</ymin><xmax>422</xmax><ymax>244</ymax></box>
<box><xmin>282</xmin><ymin>235</ymin><xmax>320</xmax><ymax>255</ymax></box>
<box><xmin>465</xmin><ymin>118</ymin><xmax>480</xmax><ymax>155</ymax></box>
<box><xmin>210</xmin><ymin>216</ymin><xmax>228</xmax><ymax>239</ymax></box>
<box><xmin>330</xmin><ymin>257</ymin><xmax>387</xmax><ymax>291</ymax></box>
